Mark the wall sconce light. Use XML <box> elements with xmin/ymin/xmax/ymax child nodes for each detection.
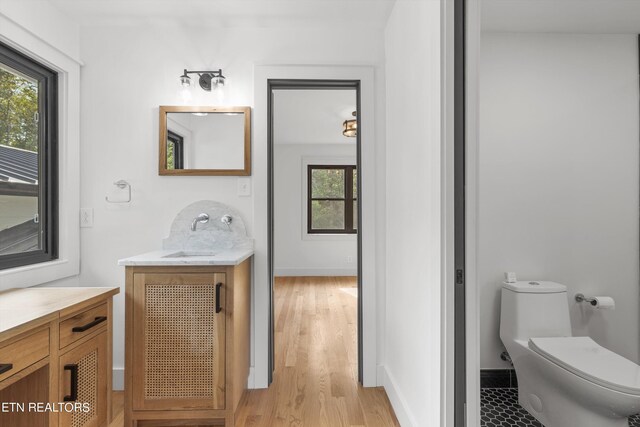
<box><xmin>179</xmin><ymin>69</ymin><xmax>226</xmax><ymax>91</ymax></box>
<box><xmin>342</xmin><ymin>111</ymin><xmax>357</xmax><ymax>137</ymax></box>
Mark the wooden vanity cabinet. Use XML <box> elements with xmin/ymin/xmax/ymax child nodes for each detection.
<box><xmin>0</xmin><ymin>287</ymin><xmax>118</xmax><ymax>427</ymax></box>
<box><xmin>124</xmin><ymin>258</ymin><xmax>251</xmax><ymax>427</ymax></box>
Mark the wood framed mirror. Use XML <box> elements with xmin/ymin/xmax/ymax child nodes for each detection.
<box><xmin>159</xmin><ymin>106</ymin><xmax>251</xmax><ymax>176</ymax></box>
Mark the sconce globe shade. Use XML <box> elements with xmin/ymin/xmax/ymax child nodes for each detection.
<box><xmin>213</xmin><ymin>74</ymin><xmax>226</xmax><ymax>87</ymax></box>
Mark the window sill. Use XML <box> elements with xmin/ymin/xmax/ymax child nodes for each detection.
<box><xmin>302</xmin><ymin>232</ymin><xmax>358</xmax><ymax>242</ymax></box>
<box><xmin>0</xmin><ymin>258</ymin><xmax>77</xmax><ymax>291</ymax></box>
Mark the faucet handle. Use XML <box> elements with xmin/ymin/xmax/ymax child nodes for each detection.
<box><xmin>221</xmin><ymin>215</ymin><xmax>232</xmax><ymax>228</ymax></box>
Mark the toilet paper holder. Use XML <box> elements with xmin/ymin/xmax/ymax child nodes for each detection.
<box><xmin>575</xmin><ymin>293</ymin><xmax>597</xmax><ymax>306</ymax></box>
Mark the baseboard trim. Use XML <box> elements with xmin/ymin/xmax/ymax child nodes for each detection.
<box><xmin>380</xmin><ymin>365</ymin><xmax>419</xmax><ymax>427</ymax></box>
<box><xmin>377</xmin><ymin>364</ymin><xmax>386</xmax><ymax>386</ymax></box>
<box><xmin>274</xmin><ymin>268</ymin><xmax>357</xmax><ymax>277</ymax></box>
<box><xmin>113</xmin><ymin>367</ymin><xmax>124</xmax><ymax>391</ymax></box>
<box><xmin>248</xmin><ymin>367</ymin><xmax>255</xmax><ymax>389</ymax></box>
<box><xmin>480</xmin><ymin>369</ymin><xmax>518</xmax><ymax>388</ymax></box>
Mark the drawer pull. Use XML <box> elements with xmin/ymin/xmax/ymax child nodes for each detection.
<box><xmin>63</xmin><ymin>364</ymin><xmax>78</xmax><ymax>402</ymax></box>
<box><xmin>72</xmin><ymin>316</ymin><xmax>107</xmax><ymax>333</ymax></box>
<box><xmin>215</xmin><ymin>283</ymin><xmax>223</xmax><ymax>313</ymax></box>
<box><xmin>0</xmin><ymin>363</ymin><xmax>13</xmax><ymax>374</ymax></box>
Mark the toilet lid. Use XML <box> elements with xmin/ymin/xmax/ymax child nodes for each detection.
<box><xmin>529</xmin><ymin>337</ymin><xmax>640</xmax><ymax>395</ymax></box>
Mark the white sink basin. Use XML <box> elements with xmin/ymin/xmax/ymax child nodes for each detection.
<box><xmin>161</xmin><ymin>251</ymin><xmax>218</xmax><ymax>258</ymax></box>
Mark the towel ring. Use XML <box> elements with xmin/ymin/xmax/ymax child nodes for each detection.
<box><xmin>105</xmin><ymin>180</ymin><xmax>131</xmax><ymax>203</ymax></box>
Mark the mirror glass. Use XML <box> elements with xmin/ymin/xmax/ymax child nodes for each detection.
<box><xmin>159</xmin><ymin>106</ymin><xmax>250</xmax><ymax>175</ymax></box>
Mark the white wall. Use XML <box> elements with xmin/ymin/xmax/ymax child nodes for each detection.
<box><xmin>0</xmin><ymin>0</ymin><xmax>80</xmax><ymax>63</ymax></box>
<box><xmin>274</xmin><ymin>143</ymin><xmax>357</xmax><ymax>276</ymax></box>
<box><xmin>190</xmin><ymin>113</ymin><xmax>244</xmax><ymax>170</ymax></box>
<box><xmin>273</xmin><ymin>89</ymin><xmax>357</xmax><ymax>145</ymax></box>
<box><xmin>65</xmin><ymin>24</ymin><xmax>384</xmax><ymax>389</ymax></box>
<box><xmin>479</xmin><ymin>33</ymin><xmax>640</xmax><ymax>369</ymax></box>
<box><xmin>384</xmin><ymin>0</ymin><xmax>442</xmax><ymax>425</ymax></box>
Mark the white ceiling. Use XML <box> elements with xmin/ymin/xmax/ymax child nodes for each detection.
<box><xmin>273</xmin><ymin>89</ymin><xmax>357</xmax><ymax>145</ymax></box>
<box><xmin>48</xmin><ymin>0</ymin><xmax>396</xmax><ymax>28</ymax></box>
<box><xmin>482</xmin><ymin>0</ymin><xmax>640</xmax><ymax>33</ymax></box>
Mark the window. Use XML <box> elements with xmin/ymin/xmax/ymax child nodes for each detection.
<box><xmin>0</xmin><ymin>41</ymin><xmax>58</xmax><ymax>270</ymax></box>
<box><xmin>166</xmin><ymin>130</ymin><xmax>184</xmax><ymax>170</ymax></box>
<box><xmin>307</xmin><ymin>165</ymin><xmax>357</xmax><ymax>234</ymax></box>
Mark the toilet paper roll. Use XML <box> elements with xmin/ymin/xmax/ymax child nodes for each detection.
<box><xmin>591</xmin><ymin>296</ymin><xmax>615</xmax><ymax>310</ymax></box>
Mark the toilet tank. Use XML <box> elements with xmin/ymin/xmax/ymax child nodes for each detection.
<box><xmin>500</xmin><ymin>281</ymin><xmax>572</xmax><ymax>343</ymax></box>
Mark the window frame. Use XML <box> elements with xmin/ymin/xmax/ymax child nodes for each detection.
<box><xmin>167</xmin><ymin>130</ymin><xmax>184</xmax><ymax>170</ymax></box>
<box><xmin>0</xmin><ymin>41</ymin><xmax>58</xmax><ymax>270</ymax></box>
<box><xmin>307</xmin><ymin>164</ymin><xmax>357</xmax><ymax>234</ymax></box>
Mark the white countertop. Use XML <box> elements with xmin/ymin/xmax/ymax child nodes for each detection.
<box><xmin>0</xmin><ymin>287</ymin><xmax>119</xmax><ymax>338</ymax></box>
<box><xmin>118</xmin><ymin>248</ymin><xmax>253</xmax><ymax>266</ymax></box>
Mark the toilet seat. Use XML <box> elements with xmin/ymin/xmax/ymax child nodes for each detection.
<box><xmin>529</xmin><ymin>336</ymin><xmax>640</xmax><ymax>395</ymax></box>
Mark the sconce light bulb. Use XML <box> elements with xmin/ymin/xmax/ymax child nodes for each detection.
<box><xmin>180</xmin><ymin>74</ymin><xmax>191</xmax><ymax>88</ymax></box>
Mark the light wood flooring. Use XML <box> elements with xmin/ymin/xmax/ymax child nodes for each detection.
<box><xmin>109</xmin><ymin>276</ymin><xmax>399</xmax><ymax>427</ymax></box>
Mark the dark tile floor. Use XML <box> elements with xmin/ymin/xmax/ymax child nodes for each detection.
<box><xmin>481</xmin><ymin>388</ymin><xmax>640</xmax><ymax>427</ymax></box>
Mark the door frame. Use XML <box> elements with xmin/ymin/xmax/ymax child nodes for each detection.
<box><xmin>462</xmin><ymin>0</ymin><xmax>482</xmax><ymax>424</ymax></box>
<box><xmin>267</xmin><ymin>79</ymin><xmax>362</xmax><ymax>383</ymax></box>
<box><xmin>454</xmin><ymin>0</ymin><xmax>467</xmax><ymax>424</ymax></box>
<box><xmin>253</xmin><ymin>65</ymin><xmax>378</xmax><ymax>388</ymax></box>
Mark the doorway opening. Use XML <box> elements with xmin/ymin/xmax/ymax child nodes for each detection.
<box><xmin>267</xmin><ymin>80</ymin><xmax>362</xmax><ymax>386</ymax></box>
<box><xmin>466</xmin><ymin>3</ymin><xmax>640</xmax><ymax>427</ymax></box>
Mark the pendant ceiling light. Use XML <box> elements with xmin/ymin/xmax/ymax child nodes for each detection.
<box><xmin>342</xmin><ymin>111</ymin><xmax>357</xmax><ymax>138</ymax></box>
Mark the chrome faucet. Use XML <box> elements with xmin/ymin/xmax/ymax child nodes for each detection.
<box><xmin>191</xmin><ymin>213</ymin><xmax>209</xmax><ymax>231</ymax></box>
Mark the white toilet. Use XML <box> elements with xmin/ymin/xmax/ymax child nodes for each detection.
<box><xmin>500</xmin><ymin>280</ymin><xmax>640</xmax><ymax>427</ymax></box>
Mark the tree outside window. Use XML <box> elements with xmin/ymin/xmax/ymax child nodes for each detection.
<box><xmin>308</xmin><ymin>165</ymin><xmax>357</xmax><ymax>234</ymax></box>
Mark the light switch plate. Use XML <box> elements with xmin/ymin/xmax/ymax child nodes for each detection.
<box><xmin>80</xmin><ymin>208</ymin><xmax>94</xmax><ymax>227</ymax></box>
<box><xmin>237</xmin><ymin>178</ymin><xmax>251</xmax><ymax>196</ymax></box>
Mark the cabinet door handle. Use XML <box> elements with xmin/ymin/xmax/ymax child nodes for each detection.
<box><xmin>0</xmin><ymin>363</ymin><xmax>13</xmax><ymax>375</ymax></box>
<box><xmin>72</xmin><ymin>316</ymin><xmax>107</xmax><ymax>332</ymax></box>
<box><xmin>63</xmin><ymin>364</ymin><xmax>79</xmax><ymax>402</ymax></box>
<box><xmin>215</xmin><ymin>283</ymin><xmax>223</xmax><ymax>313</ymax></box>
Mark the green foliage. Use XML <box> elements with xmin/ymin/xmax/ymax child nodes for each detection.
<box><xmin>166</xmin><ymin>141</ymin><xmax>175</xmax><ymax>170</ymax></box>
<box><xmin>0</xmin><ymin>67</ymin><xmax>38</xmax><ymax>152</ymax></box>
<box><xmin>352</xmin><ymin>169</ymin><xmax>357</xmax><ymax>198</ymax></box>
<box><xmin>311</xmin><ymin>169</ymin><xmax>344</xmax><ymax>198</ymax></box>
<box><xmin>311</xmin><ymin>200</ymin><xmax>345</xmax><ymax>229</ymax></box>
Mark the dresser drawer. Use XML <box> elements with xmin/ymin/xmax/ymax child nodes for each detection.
<box><xmin>0</xmin><ymin>328</ymin><xmax>49</xmax><ymax>383</ymax></box>
<box><xmin>59</xmin><ymin>303</ymin><xmax>108</xmax><ymax>349</ymax></box>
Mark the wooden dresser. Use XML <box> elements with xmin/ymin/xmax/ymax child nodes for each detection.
<box><xmin>0</xmin><ymin>287</ymin><xmax>119</xmax><ymax>427</ymax></box>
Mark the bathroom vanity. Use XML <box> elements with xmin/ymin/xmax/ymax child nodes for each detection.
<box><xmin>121</xmin><ymin>253</ymin><xmax>252</xmax><ymax>427</ymax></box>
<box><xmin>0</xmin><ymin>287</ymin><xmax>118</xmax><ymax>427</ymax></box>
<box><xmin>120</xmin><ymin>200</ymin><xmax>253</xmax><ymax>427</ymax></box>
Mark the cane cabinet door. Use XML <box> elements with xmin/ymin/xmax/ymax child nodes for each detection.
<box><xmin>59</xmin><ymin>331</ymin><xmax>108</xmax><ymax>427</ymax></box>
<box><xmin>131</xmin><ymin>272</ymin><xmax>226</xmax><ymax>411</ymax></box>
